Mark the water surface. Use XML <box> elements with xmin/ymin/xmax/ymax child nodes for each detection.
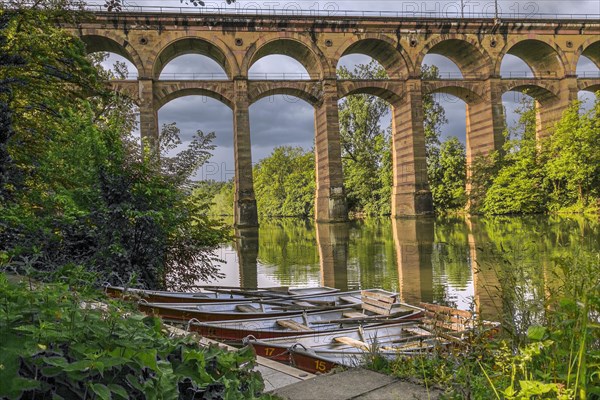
<box><xmin>206</xmin><ymin>216</ymin><xmax>600</xmax><ymax>320</ymax></box>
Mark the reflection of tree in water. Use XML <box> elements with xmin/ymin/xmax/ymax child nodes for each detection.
<box><xmin>474</xmin><ymin>215</ymin><xmax>599</xmax><ymax>335</ymax></box>
<box><xmin>257</xmin><ymin>219</ymin><xmax>320</xmax><ymax>284</ymax></box>
<box><xmin>347</xmin><ymin>219</ymin><xmax>398</xmax><ymax>291</ymax></box>
<box><xmin>432</xmin><ymin>216</ymin><xmax>471</xmax><ymax>292</ymax></box>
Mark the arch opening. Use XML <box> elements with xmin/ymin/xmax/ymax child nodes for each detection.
<box><xmin>249</xmin><ymin>95</ymin><xmax>316</xmax><ymax>217</ymax></box>
<box><xmin>339</xmin><ymin>39</ymin><xmax>408</xmax><ymax>78</ymax></box>
<box><xmin>248</xmin><ymin>39</ymin><xmax>322</xmax><ymax>79</ymax></box>
<box><xmin>154</xmin><ymin>38</ymin><xmax>231</xmax><ymax>80</ymax></box>
<box><xmin>157</xmin><ymin>95</ymin><xmax>234</xmax><ymax>183</ymax></box>
<box><xmin>337</xmin><ymin>90</ymin><xmax>392</xmax><ymax>215</ymax></box>
<box><xmin>81</xmin><ymin>35</ymin><xmax>139</xmax><ymax>79</ymax></box>
<box><xmin>249</xmin><ymin>55</ymin><xmax>312</xmax><ymax>80</ymax></box>
<box><xmin>578</xmin><ymin>91</ymin><xmax>599</xmax><ymax>114</ymax></box>
<box><xmin>337</xmin><ymin>55</ymin><xmax>388</xmax><ymax>80</ymax></box>
<box><xmin>580</xmin><ymin>41</ymin><xmax>600</xmax><ymax>70</ymax></box>
<box><xmin>91</xmin><ymin>52</ymin><xmax>137</xmax><ymax>80</ymax></box>
<box><xmin>422</xmin><ymin>55</ymin><xmax>462</xmax><ymax>80</ymax></box>
<box><xmin>577</xmin><ymin>53</ymin><xmax>600</xmax><ymax>78</ymax></box>
<box><xmin>424</xmin><ymin>91</ymin><xmax>468</xmax><ymax>213</ymax></box>
<box><xmin>501</xmin><ymin>39</ymin><xmax>564</xmax><ymax>78</ymax></box>
<box><xmin>159</xmin><ymin>54</ymin><xmax>228</xmax><ymax>80</ymax></box>
<box><xmin>422</xmin><ymin>39</ymin><xmax>490</xmax><ymax>78</ymax></box>
<box><xmin>500</xmin><ymin>54</ymin><xmax>535</xmax><ymax>79</ymax></box>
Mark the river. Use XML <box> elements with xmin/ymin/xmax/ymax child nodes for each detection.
<box><xmin>205</xmin><ymin>215</ymin><xmax>599</xmax><ymax>322</ymax></box>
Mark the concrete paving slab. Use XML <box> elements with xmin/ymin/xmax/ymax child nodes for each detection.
<box><xmin>354</xmin><ymin>380</ymin><xmax>442</xmax><ymax>400</ymax></box>
<box><xmin>272</xmin><ymin>368</ymin><xmax>397</xmax><ymax>400</ymax></box>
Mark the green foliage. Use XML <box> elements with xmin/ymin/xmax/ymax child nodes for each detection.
<box><xmin>209</xmin><ymin>181</ymin><xmax>235</xmax><ymax>217</ymax></box>
<box><xmin>366</xmin><ymin>220</ymin><xmax>600</xmax><ymax>399</ymax></box>
<box><xmin>474</xmin><ymin>94</ymin><xmax>600</xmax><ymax>215</ymax></box>
<box><xmin>253</xmin><ymin>146</ymin><xmax>315</xmax><ymax>218</ymax></box>
<box><xmin>0</xmin><ymin>272</ymin><xmax>265</xmax><ymax>399</ymax></box>
<box><xmin>428</xmin><ymin>137</ymin><xmax>467</xmax><ymax>212</ymax></box>
<box><xmin>338</xmin><ymin>61</ymin><xmax>392</xmax><ymax>216</ymax></box>
<box><xmin>0</xmin><ymin>6</ymin><xmax>228</xmax><ymax>290</ymax></box>
<box><xmin>544</xmin><ymin>98</ymin><xmax>600</xmax><ymax>212</ymax></box>
<box><xmin>482</xmin><ymin>96</ymin><xmax>547</xmax><ymax>215</ymax></box>
<box><xmin>420</xmin><ymin>65</ymin><xmax>467</xmax><ymax>213</ymax></box>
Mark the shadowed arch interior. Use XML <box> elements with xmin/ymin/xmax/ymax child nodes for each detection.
<box><xmin>249</xmin><ymin>39</ymin><xmax>322</xmax><ymax>79</ymax></box>
<box><xmin>154</xmin><ymin>38</ymin><xmax>231</xmax><ymax>79</ymax></box>
<box><xmin>249</xmin><ymin>87</ymin><xmax>320</xmax><ymax>107</ymax></box>
<box><xmin>504</xmin><ymin>40</ymin><xmax>564</xmax><ymax>77</ymax></box>
<box><xmin>580</xmin><ymin>84</ymin><xmax>600</xmax><ymax>94</ymax></box>
<box><xmin>81</xmin><ymin>35</ymin><xmax>137</xmax><ymax>68</ymax></box>
<box><xmin>426</xmin><ymin>86</ymin><xmax>483</xmax><ymax>104</ymax></box>
<box><xmin>581</xmin><ymin>41</ymin><xmax>600</xmax><ymax>69</ymax></box>
<box><xmin>503</xmin><ymin>85</ymin><xmax>559</xmax><ymax>105</ymax></box>
<box><xmin>339</xmin><ymin>86</ymin><xmax>402</xmax><ymax>105</ymax></box>
<box><xmin>156</xmin><ymin>88</ymin><xmax>233</xmax><ymax>110</ymax></box>
<box><xmin>424</xmin><ymin>39</ymin><xmax>489</xmax><ymax>77</ymax></box>
<box><xmin>340</xmin><ymin>39</ymin><xmax>409</xmax><ymax>78</ymax></box>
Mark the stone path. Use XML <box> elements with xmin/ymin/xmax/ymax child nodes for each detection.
<box><xmin>271</xmin><ymin>368</ymin><xmax>442</xmax><ymax>400</ymax></box>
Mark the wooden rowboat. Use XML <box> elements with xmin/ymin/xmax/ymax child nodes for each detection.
<box><xmin>138</xmin><ymin>289</ymin><xmax>397</xmax><ymax>322</ymax></box>
<box><xmin>105</xmin><ymin>285</ymin><xmax>339</xmax><ymax>304</ymax></box>
<box><xmin>245</xmin><ymin>322</ymin><xmax>442</xmax><ymax>374</ymax></box>
<box><xmin>189</xmin><ymin>303</ymin><xmax>424</xmax><ymax>342</ymax></box>
<box><xmin>245</xmin><ymin>302</ymin><xmax>501</xmax><ymax>374</ymax></box>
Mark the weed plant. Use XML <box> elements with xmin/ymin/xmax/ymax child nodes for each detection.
<box><xmin>364</xmin><ymin>250</ymin><xmax>600</xmax><ymax>399</ymax></box>
<box><xmin>0</xmin><ymin>267</ymin><xmax>268</xmax><ymax>399</ymax></box>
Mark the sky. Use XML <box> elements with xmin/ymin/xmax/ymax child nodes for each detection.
<box><xmin>98</xmin><ymin>0</ymin><xmax>600</xmax><ymax>182</ymax></box>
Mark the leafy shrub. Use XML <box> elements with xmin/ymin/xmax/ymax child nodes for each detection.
<box><xmin>0</xmin><ymin>272</ymin><xmax>266</xmax><ymax>399</ymax></box>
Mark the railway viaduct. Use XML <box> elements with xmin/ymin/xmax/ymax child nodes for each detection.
<box><xmin>66</xmin><ymin>9</ymin><xmax>600</xmax><ymax>227</ymax></box>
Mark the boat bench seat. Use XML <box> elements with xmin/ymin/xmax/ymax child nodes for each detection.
<box><xmin>235</xmin><ymin>304</ymin><xmax>261</xmax><ymax>313</ymax></box>
<box><xmin>342</xmin><ymin>311</ymin><xmax>367</xmax><ymax>319</ymax></box>
<box><xmin>361</xmin><ymin>290</ymin><xmax>398</xmax><ymax>316</ymax></box>
<box><xmin>334</xmin><ymin>336</ymin><xmax>369</xmax><ymax>350</ymax></box>
<box><xmin>276</xmin><ymin>319</ymin><xmax>313</xmax><ymax>331</ymax></box>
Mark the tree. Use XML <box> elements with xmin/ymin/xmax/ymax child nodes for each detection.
<box><xmin>482</xmin><ymin>96</ymin><xmax>547</xmax><ymax>214</ymax></box>
<box><xmin>544</xmin><ymin>96</ymin><xmax>600</xmax><ymax>211</ymax></box>
<box><xmin>253</xmin><ymin>146</ymin><xmax>315</xmax><ymax>217</ymax></box>
<box><xmin>0</xmin><ymin>5</ymin><xmax>228</xmax><ymax>290</ymax></box>
<box><xmin>428</xmin><ymin>137</ymin><xmax>467</xmax><ymax>211</ymax></box>
<box><xmin>338</xmin><ymin>61</ymin><xmax>391</xmax><ymax>215</ymax></box>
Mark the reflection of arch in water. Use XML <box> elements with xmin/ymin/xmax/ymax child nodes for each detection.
<box><xmin>235</xmin><ymin>227</ymin><xmax>259</xmax><ymax>289</ymax></box>
<box><xmin>316</xmin><ymin>222</ymin><xmax>349</xmax><ymax>292</ymax></box>
<box><xmin>392</xmin><ymin>218</ymin><xmax>434</xmax><ymax>304</ymax></box>
<box><xmin>466</xmin><ymin>218</ymin><xmax>501</xmax><ymax>319</ymax></box>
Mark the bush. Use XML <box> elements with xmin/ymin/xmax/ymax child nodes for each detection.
<box><xmin>0</xmin><ymin>271</ymin><xmax>267</xmax><ymax>399</ymax></box>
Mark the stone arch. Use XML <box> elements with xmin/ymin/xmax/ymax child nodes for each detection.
<box><xmin>79</xmin><ymin>34</ymin><xmax>143</xmax><ymax>76</ymax></box>
<box><xmin>243</xmin><ymin>36</ymin><xmax>326</xmax><ymax>79</ymax></box>
<box><xmin>155</xmin><ymin>88</ymin><xmax>233</xmax><ymax>110</ymax></box>
<box><xmin>576</xmin><ymin>39</ymin><xmax>600</xmax><ymax>70</ymax></box>
<box><xmin>423</xmin><ymin>84</ymin><xmax>484</xmax><ymax>104</ymax></box>
<box><xmin>335</xmin><ymin>36</ymin><xmax>411</xmax><ymax>78</ymax></box>
<box><xmin>248</xmin><ymin>85</ymin><xmax>321</xmax><ymax>106</ymax></box>
<box><xmin>152</xmin><ymin>37</ymin><xmax>235</xmax><ymax>80</ymax></box>
<box><xmin>502</xmin><ymin>83</ymin><xmax>559</xmax><ymax>105</ymax></box>
<box><xmin>416</xmin><ymin>36</ymin><xmax>493</xmax><ymax>77</ymax></box>
<box><xmin>578</xmin><ymin>82</ymin><xmax>600</xmax><ymax>94</ymax></box>
<box><xmin>338</xmin><ymin>84</ymin><xmax>403</xmax><ymax>105</ymax></box>
<box><xmin>496</xmin><ymin>38</ymin><xmax>567</xmax><ymax>78</ymax></box>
